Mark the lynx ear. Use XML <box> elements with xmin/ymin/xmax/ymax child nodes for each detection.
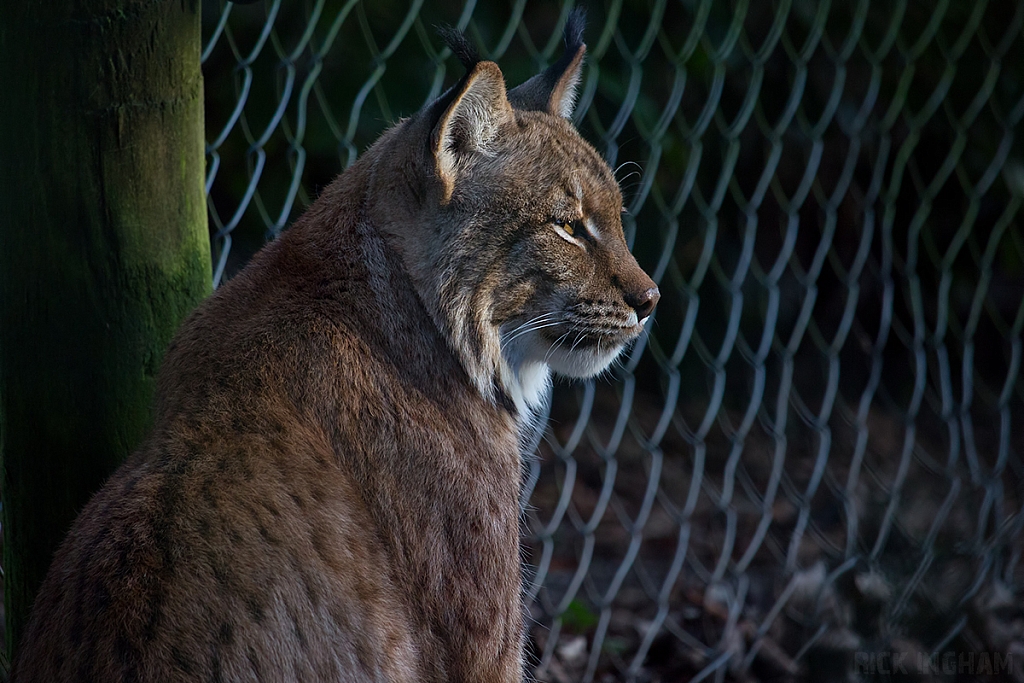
<box><xmin>507</xmin><ymin>8</ymin><xmax>587</xmax><ymax>118</ymax></box>
<box><xmin>431</xmin><ymin>61</ymin><xmax>512</xmax><ymax>202</ymax></box>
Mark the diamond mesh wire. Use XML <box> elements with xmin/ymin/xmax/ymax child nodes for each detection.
<box><xmin>201</xmin><ymin>1</ymin><xmax>1024</xmax><ymax>680</ymax></box>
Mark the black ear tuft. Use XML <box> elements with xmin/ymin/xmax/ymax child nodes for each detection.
<box><xmin>507</xmin><ymin>7</ymin><xmax>588</xmax><ymax>118</ymax></box>
<box><xmin>564</xmin><ymin>6</ymin><xmax>586</xmax><ymax>54</ymax></box>
<box><xmin>436</xmin><ymin>25</ymin><xmax>480</xmax><ymax>71</ymax></box>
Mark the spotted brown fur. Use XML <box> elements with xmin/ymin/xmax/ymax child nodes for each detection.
<box><xmin>13</xmin><ymin>12</ymin><xmax>657</xmax><ymax>682</ymax></box>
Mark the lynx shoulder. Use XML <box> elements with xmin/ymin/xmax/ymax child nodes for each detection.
<box><xmin>13</xmin><ymin>12</ymin><xmax>658</xmax><ymax>682</ymax></box>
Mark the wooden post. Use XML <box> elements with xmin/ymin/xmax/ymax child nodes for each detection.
<box><xmin>0</xmin><ymin>0</ymin><xmax>211</xmax><ymax>661</ymax></box>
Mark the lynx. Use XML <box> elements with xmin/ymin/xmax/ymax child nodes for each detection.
<box><xmin>13</xmin><ymin>13</ymin><xmax>658</xmax><ymax>682</ymax></box>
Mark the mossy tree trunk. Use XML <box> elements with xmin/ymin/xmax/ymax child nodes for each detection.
<box><xmin>0</xmin><ymin>0</ymin><xmax>211</xmax><ymax>662</ymax></box>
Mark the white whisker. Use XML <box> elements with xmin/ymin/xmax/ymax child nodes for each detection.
<box><xmin>614</xmin><ymin>160</ymin><xmax>642</xmax><ymax>181</ymax></box>
<box><xmin>617</xmin><ymin>170</ymin><xmax>642</xmax><ymax>187</ymax></box>
<box><xmin>500</xmin><ymin>312</ymin><xmax>559</xmax><ymax>341</ymax></box>
<box><xmin>500</xmin><ymin>312</ymin><xmax>565</xmax><ymax>350</ymax></box>
<box><xmin>501</xmin><ymin>321</ymin><xmax>563</xmax><ymax>348</ymax></box>
<box><xmin>543</xmin><ymin>331</ymin><xmax>573</xmax><ymax>364</ymax></box>
<box><xmin>568</xmin><ymin>330</ymin><xmax>587</xmax><ymax>355</ymax></box>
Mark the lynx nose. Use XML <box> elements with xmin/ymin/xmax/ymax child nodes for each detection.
<box><xmin>627</xmin><ymin>287</ymin><xmax>660</xmax><ymax>322</ymax></box>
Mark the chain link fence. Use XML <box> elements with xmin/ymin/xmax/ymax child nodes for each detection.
<box><xmin>201</xmin><ymin>1</ymin><xmax>1024</xmax><ymax>680</ymax></box>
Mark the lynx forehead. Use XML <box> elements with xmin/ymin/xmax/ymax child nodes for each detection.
<box><xmin>14</xmin><ymin>10</ymin><xmax>659</xmax><ymax>683</ymax></box>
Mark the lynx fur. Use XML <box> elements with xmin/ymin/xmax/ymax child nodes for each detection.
<box><xmin>13</xmin><ymin>13</ymin><xmax>659</xmax><ymax>682</ymax></box>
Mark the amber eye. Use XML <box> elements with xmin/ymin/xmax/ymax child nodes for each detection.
<box><xmin>554</xmin><ymin>218</ymin><xmax>583</xmax><ymax>236</ymax></box>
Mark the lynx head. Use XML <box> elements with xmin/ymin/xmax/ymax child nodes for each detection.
<box><xmin>367</xmin><ymin>10</ymin><xmax>659</xmax><ymax>417</ymax></box>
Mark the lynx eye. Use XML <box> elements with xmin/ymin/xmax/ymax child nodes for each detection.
<box><xmin>553</xmin><ymin>217</ymin><xmax>585</xmax><ymax>238</ymax></box>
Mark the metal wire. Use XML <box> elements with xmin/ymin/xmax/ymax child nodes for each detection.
<box><xmin>202</xmin><ymin>1</ymin><xmax>1024</xmax><ymax>680</ymax></box>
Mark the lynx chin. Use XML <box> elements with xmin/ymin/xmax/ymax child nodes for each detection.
<box><xmin>13</xmin><ymin>10</ymin><xmax>659</xmax><ymax>682</ymax></box>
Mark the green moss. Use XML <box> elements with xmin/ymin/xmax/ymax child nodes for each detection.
<box><xmin>0</xmin><ymin>0</ymin><xmax>209</xmax><ymax>660</ymax></box>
